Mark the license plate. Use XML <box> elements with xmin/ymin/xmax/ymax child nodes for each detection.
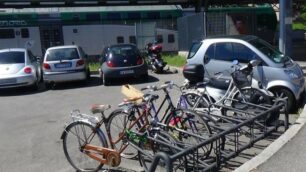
<box><xmin>120</xmin><ymin>70</ymin><xmax>134</xmax><ymax>75</ymax></box>
<box><xmin>55</xmin><ymin>62</ymin><xmax>71</xmax><ymax>68</ymax></box>
<box><xmin>0</xmin><ymin>78</ymin><xmax>16</xmax><ymax>84</ymax></box>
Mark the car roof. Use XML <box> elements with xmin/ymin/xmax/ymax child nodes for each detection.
<box><xmin>46</xmin><ymin>45</ymin><xmax>79</xmax><ymax>50</ymax></box>
<box><xmin>204</xmin><ymin>35</ymin><xmax>258</xmax><ymax>42</ymax></box>
<box><xmin>0</xmin><ymin>48</ymin><xmax>27</xmax><ymax>53</ymax></box>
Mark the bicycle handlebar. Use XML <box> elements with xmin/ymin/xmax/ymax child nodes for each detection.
<box><xmin>141</xmin><ymin>81</ymin><xmax>180</xmax><ymax>92</ymax></box>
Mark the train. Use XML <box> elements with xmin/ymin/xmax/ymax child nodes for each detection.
<box><xmin>0</xmin><ymin>4</ymin><xmax>277</xmax><ymax>57</ymax></box>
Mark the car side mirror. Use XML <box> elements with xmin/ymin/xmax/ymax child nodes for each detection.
<box><xmin>232</xmin><ymin>59</ymin><xmax>239</xmax><ymax>65</ymax></box>
<box><xmin>204</xmin><ymin>55</ymin><xmax>210</xmax><ymax>64</ymax></box>
<box><xmin>250</xmin><ymin>59</ymin><xmax>262</xmax><ymax>67</ymax></box>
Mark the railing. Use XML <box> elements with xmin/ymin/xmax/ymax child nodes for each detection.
<box><xmin>148</xmin><ymin>99</ymin><xmax>288</xmax><ymax>172</ymax></box>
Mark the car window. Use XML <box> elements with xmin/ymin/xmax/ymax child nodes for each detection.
<box><xmin>46</xmin><ymin>48</ymin><xmax>79</xmax><ymax>61</ymax></box>
<box><xmin>249</xmin><ymin>38</ymin><xmax>284</xmax><ymax>64</ymax></box>
<box><xmin>108</xmin><ymin>45</ymin><xmax>139</xmax><ymax>59</ymax></box>
<box><xmin>232</xmin><ymin>43</ymin><xmax>258</xmax><ymax>63</ymax></box>
<box><xmin>187</xmin><ymin>42</ymin><xmax>202</xmax><ymax>59</ymax></box>
<box><xmin>0</xmin><ymin>51</ymin><xmax>25</xmax><ymax>64</ymax></box>
<box><xmin>214</xmin><ymin>42</ymin><xmax>234</xmax><ymax>61</ymax></box>
<box><xmin>204</xmin><ymin>43</ymin><xmax>215</xmax><ymax>61</ymax></box>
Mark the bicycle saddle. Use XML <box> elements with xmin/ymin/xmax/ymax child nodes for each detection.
<box><xmin>90</xmin><ymin>104</ymin><xmax>111</xmax><ymax>114</ymax></box>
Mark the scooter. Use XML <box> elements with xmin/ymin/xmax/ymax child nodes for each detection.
<box><xmin>146</xmin><ymin>43</ymin><xmax>167</xmax><ymax>73</ymax></box>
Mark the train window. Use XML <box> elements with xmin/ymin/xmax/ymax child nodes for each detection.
<box><xmin>156</xmin><ymin>35</ymin><xmax>163</xmax><ymax>43</ymax></box>
<box><xmin>168</xmin><ymin>34</ymin><xmax>175</xmax><ymax>43</ymax></box>
<box><xmin>107</xmin><ymin>13</ymin><xmax>121</xmax><ymax>20</ymax></box>
<box><xmin>0</xmin><ymin>29</ymin><xmax>15</xmax><ymax>39</ymax></box>
<box><xmin>147</xmin><ymin>12</ymin><xmax>160</xmax><ymax>19</ymax></box>
<box><xmin>21</xmin><ymin>28</ymin><xmax>29</xmax><ymax>38</ymax></box>
<box><xmin>127</xmin><ymin>12</ymin><xmax>141</xmax><ymax>20</ymax></box>
<box><xmin>129</xmin><ymin>36</ymin><xmax>136</xmax><ymax>44</ymax></box>
<box><xmin>117</xmin><ymin>36</ymin><xmax>124</xmax><ymax>44</ymax></box>
<box><xmin>86</xmin><ymin>13</ymin><xmax>101</xmax><ymax>21</ymax></box>
<box><xmin>73</xmin><ymin>14</ymin><xmax>80</xmax><ymax>21</ymax></box>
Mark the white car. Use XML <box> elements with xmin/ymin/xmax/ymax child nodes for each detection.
<box><xmin>42</xmin><ymin>45</ymin><xmax>90</xmax><ymax>88</ymax></box>
<box><xmin>0</xmin><ymin>48</ymin><xmax>42</xmax><ymax>90</ymax></box>
<box><xmin>186</xmin><ymin>35</ymin><xmax>305</xmax><ymax>112</ymax></box>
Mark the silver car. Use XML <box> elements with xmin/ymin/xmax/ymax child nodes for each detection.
<box><xmin>187</xmin><ymin>35</ymin><xmax>305</xmax><ymax>112</ymax></box>
<box><xmin>42</xmin><ymin>45</ymin><xmax>90</xmax><ymax>88</ymax></box>
<box><xmin>0</xmin><ymin>48</ymin><xmax>41</xmax><ymax>90</ymax></box>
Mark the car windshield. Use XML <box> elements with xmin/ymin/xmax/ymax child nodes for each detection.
<box><xmin>249</xmin><ymin>38</ymin><xmax>287</xmax><ymax>64</ymax></box>
<box><xmin>188</xmin><ymin>42</ymin><xmax>202</xmax><ymax>59</ymax></box>
<box><xmin>0</xmin><ymin>51</ymin><xmax>25</xmax><ymax>64</ymax></box>
<box><xmin>108</xmin><ymin>45</ymin><xmax>138</xmax><ymax>58</ymax></box>
<box><xmin>46</xmin><ymin>48</ymin><xmax>79</xmax><ymax>61</ymax></box>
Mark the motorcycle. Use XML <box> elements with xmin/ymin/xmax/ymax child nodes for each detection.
<box><xmin>146</xmin><ymin>43</ymin><xmax>167</xmax><ymax>73</ymax></box>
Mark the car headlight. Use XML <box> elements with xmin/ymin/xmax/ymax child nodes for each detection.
<box><xmin>285</xmin><ymin>70</ymin><xmax>299</xmax><ymax>79</ymax></box>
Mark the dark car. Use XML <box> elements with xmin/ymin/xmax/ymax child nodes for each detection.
<box><xmin>99</xmin><ymin>44</ymin><xmax>148</xmax><ymax>85</ymax></box>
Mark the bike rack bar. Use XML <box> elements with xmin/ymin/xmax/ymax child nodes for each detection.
<box><xmin>148</xmin><ymin>152</ymin><xmax>173</xmax><ymax>172</ymax></box>
<box><xmin>149</xmin><ymin>101</ymin><xmax>286</xmax><ymax>171</ymax></box>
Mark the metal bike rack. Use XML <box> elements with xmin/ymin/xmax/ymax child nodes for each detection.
<box><xmin>148</xmin><ymin>99</ymin><xmax>288</xmax><ymax>172</ymax></box>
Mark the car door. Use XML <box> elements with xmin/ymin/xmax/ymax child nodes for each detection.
<box><xmin>204</xmin><ymin>42</ymin><xmax>234</xmax><ymax>88</ymax></box>
<box><xmin>232</xmin><ymin>42</ymin><xmax>264</xmax><ymax>85</ymax></box>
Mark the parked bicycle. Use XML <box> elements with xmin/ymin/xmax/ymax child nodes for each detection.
<box><xmin>182</xmin><ymin>59</ymin><xmax>280</xmax><ymax>125</ymax></box>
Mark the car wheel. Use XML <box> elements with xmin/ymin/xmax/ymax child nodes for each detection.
<box><xmin>141</xmin><ymin>73</ymin><xmax>149</xmax><ymax>82</ymax></box>
<box><xmin>272</xmin><ymin>88</ymin><xmax>295</xmax><ymax>113</ymax></box>
<box><xmin>86</xmin><ymin>69</ymin><xmax>91</xmax><ymax>80</ymax></box>
<box><xmin>44</xmin><ymin>82</ymin><xmax>53</xmax><ymax>89</ymax></box>
<box><xmin>30</xmin><ymin>81</ymin><xmax>39</xmax><ymax>91</ymax></box>
<box><xmin>103</xmin><ymin>74</ymin><xmax>110</xmax><ymax>86</ymax></box>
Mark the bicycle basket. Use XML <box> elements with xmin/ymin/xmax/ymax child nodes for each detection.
<box><xmin>232</xmin><ymin>70</ymin><xmax>252</xmax><ymax>88</ymax></box>
<box><xmin>121</xmin><ymin>84</ymin><xmax>144</xmax><ymax>104</ymax></box>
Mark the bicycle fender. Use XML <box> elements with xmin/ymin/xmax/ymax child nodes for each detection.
<box><xmin>60</xmin><ymin>121</ymin><xmax>108</xmax><ymax>148</ymax></box>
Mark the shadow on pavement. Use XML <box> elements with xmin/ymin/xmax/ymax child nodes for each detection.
<box><xmin>0</xmin><ymin>82</ymin><xmax>47</xmax><ymax>96</ymax></box>
<box><xmin>50</xmin><ymin>76</ymin><xmax>102</xmax><ymax>90</ymax></box>
<box><xmin>103</xmin><ymin>74</ymin><xmax>159</xmax><ymax>86</ymax></box>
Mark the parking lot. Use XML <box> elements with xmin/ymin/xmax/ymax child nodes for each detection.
<box><xmin>0</xmin><ymin>69</ymin><xmax>303</xmax><ymax>172</ymax></box>
<box><xmin>0</xmin><ymin>71</ymin><xmax>185</xmax><ymax>172</ymax></box>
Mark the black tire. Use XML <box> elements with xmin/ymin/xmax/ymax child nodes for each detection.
<box><xmin>141</xmin><ymin>73</ymin><xmax>149</xmax><ymax>82</ymax></box>
<box><xmin>106</xmin><ymin>109</ymin><xmax>138</xmax><ymax>159</ymax></box>
<box><xmin>179</xmin><ymin>92</ymin><xmax>211</xmax><ymax>109</ymax></box>
<box><xmin>103</xmin><ymin>74</ymin><xmax>110</xmax><ymax>86</ymax></box>
<box><xmin>30</xmin><ymin>79</ymin><xmax>39</xmax><ymax>91</ymax></box>
<box><xmin>233</xmin><ymin>88</ymin><xmax>280</xmax><ymax>125</ymax></box>
<box><xmin>164</xmin><ymin>109</ymin><xmax>213</xmax><ymax>159</ymax></box>
<box><xmin>62</xmin><ymin>121</ymin><xmax>107</xmax><ymax>172</ymax></box>
<box><xmin>44</xmin><ymin>82</ymin><xmax>53</xmax><ymax>89</ymax></box>
<box><xmin>138</xmin><ymin>130</ymin><xmax>185</xmax><ymax>171</ymax></box>
<box><xmin>86</xmin><ymin>68</ymin><xmax>91</xmax><ymax>80</ymax></box>
<box><xmin>272</xmin><ymin>88</ymin><xmax>295</xmax><ymax>113</ymax></box>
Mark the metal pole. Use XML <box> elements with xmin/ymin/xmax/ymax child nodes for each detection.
<box><xmin>279</xmin><ymin>0</ymin><xmax>293</xmax><ymax>56</ymax></box>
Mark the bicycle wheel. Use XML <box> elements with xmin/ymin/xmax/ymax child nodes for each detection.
<box><xmin>232</xmin><ymin>88</ymin><xmax>280</xmax><ymax>125</ymax></box>
<box><xmin>138</xmin><ymin>130</ymin><xmax>185</xmax><ymax>172</ymax></box>
<box><xmin>164</xmin><ymin>109</ymin><xmax>213</xmax><ymax>159</ymax></box>
<box><xmin>179</xmin><ymin>91</ymin><xmax>210</xmax><ymax>109</ymax></box>
<box><xmin>107</xmin><ymin>109</ymin><xmax>138</xmax><ymax>159</ymax></box>
<box><xmin>62</xmin><ymin>121</ymin><xmax>107</xmax><ymax>172</ymax></box>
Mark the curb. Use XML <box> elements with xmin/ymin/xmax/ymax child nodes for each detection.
<box><xmin>234</xmin><ymin>105</ymin><xmax>306</xmax><ymax>172</ymax></box>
